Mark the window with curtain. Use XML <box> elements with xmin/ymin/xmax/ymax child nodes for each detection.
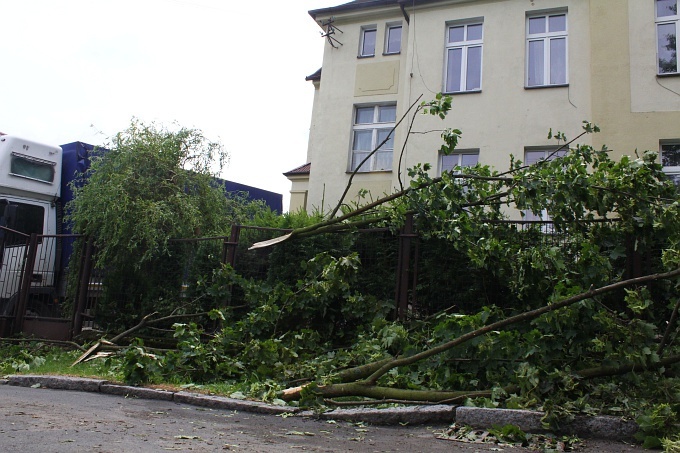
<box><xmin>444</xmin><ymin>21</ymin><xmax>483</xmax><ymax>93</ymax></box>
<box><xmin>526</xmin><ymin>13</ymin><xmax>568</xmax><ymax>87</ymax></box>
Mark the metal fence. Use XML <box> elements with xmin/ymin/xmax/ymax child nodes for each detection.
<box><xmin>0</xmin><ymin>229</ymin><xmax>85</xmax><ymax>340</ymax></box>
<box><xmin>0</xmin><ymin>217</ymin><xmax>644</xmax><ymax>341</ymax></box>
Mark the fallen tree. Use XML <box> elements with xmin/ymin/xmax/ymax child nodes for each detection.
<box><xmin>58</xmin><ymin>98</ymin><xmax>680</xmax><ymax>445</ymax></box>
<box><xmin>281</xmin><ymin>267</ymin><xmax>680</xmax><ymax>403</ymax></box>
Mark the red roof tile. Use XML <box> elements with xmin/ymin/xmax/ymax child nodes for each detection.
<box><xmin>283</xmin><ymin>163</ymin><xmax>311</xmax><ymax>176</ymax></box>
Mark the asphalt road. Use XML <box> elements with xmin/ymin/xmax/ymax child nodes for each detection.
<box><xmin>0</xmin><ymin>385</ymin><xmax>646</xmax><ymax>452</ymax></box>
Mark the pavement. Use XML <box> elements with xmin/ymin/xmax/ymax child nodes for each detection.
<box><xmin>1</xmin><ymin>374</ymin><xmax>639</xmax><ymax>441</ymax></box>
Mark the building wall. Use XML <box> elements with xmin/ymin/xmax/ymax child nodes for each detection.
<box><xmin>288</xmin><ymin>176</ymin><xmax>309</xmax><ymax>213</ymax></box>
<box><xmin>591</xmin><ymin>0</ymin><xmax>680</xmax><ymax>154</ymax></box>
<box><xmin>398</xmin><ymin>0</ymin><xmax>592</xmax><ymax>173</ymax></box>
<box><xmin>298</xmin><ymin>0</ymin><xmax>680</xmax><ymax>214</ymax></box>
<box><xmin>306</xmin><ymin>5</ymin><xmax>407</xmax><ymax>213</ymax></box>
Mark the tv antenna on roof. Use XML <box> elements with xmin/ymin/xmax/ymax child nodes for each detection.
<box><xmin>320</xmin><ymin>17</ymin><xmax>343</xmax><ymax>48</ymax></box>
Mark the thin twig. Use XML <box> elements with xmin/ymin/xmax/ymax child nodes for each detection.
<box><xmin>495</xmin><ymin>129</ymin><xmax>591</xmax><ymax>178</ymax></box>
<box><xmin>397</xmin><ymin>102</ymin><xmax>425</xmax><ymax>191</ymax></box>
<box><xmin>329</xmin><ymin>96</ymin><xmax>423</xmax><ymax>219</ymax></box>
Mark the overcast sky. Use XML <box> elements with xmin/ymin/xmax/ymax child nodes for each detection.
<box><xmin>0</xmin><ymin>0</ymin><xmax>341</xmax><ymax>210</ymax></box>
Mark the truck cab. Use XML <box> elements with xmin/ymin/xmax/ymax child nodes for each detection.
<box><xmin>0</xmin><ymin>135</ymin><xmax>61</xmax><ymax>316</ymax></box>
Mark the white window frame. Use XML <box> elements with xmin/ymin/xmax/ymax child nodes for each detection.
<box><xmin>350</xmin><ymin>104</ymin><xmax>396</xmax><ymax>173</ymax></box>
<box><xmin>526</xmin><ymin>12</ymin><xmax>568</xmax><ymax>87</ymax></box>
<box><xmin>661</xmin><ymin>140</ymin><xmax>680</xmax><ymax>186</ymax></box>
<box><xmin>444</xmin><ymin>20</ymin><xmax>483</xmax><ymax>93</ymax></box>
<box><xmin>359</xmin><ymin>26</ymin><xmax>377</xmax><ymax>57</ymax></box>
<box><xmin>384</xmin><ymin>23</ymin><xmax>402</xmax><ymax>55</ymax></box>
<box><xmin>10</xmin><ymin>152</ymin><xmax>57</xmax><ymax>183</ymax></box>
<box><xmin>656</xmin><ymin>0</ymin><xmax>679</xmax><ymax>74</ymax></box>
<box><xmin>439</xmin><ymin>150</ymin><xmax>479</xmax><ymax>176</ymax></box>
<box><xmin>522</xmin><ymin>147</ymin><xmax>567</xmax><ymax>221</ymax></box>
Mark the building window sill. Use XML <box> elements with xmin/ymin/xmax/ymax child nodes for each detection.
<box><xmin>442</xmin><ymin>89</ymin><xmax>482</xmax><ymax>96</ymax></box>
<box><xmin>524</xmin><ymin>83</ymin><xmax>569</xmax><ymax>90</ymax></box>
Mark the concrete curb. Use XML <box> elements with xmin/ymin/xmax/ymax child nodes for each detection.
<box><xmin>5</xmin><ymin>374</ymin><xmax>106</xmax><ymax>392</ymax></box>
<box><xmin>2</xmin><ymin>374</ymin><xmax>293</xmax><ymax>415</ymax></box>
<box><xmin>1</xmin><ymin>375</ymin><xmax>638</xmax><ymax>440</ymax></box>
<box><xmin>456</xmin><ymin>406</ymin><xmax>638</xmax><ymax>440</ymax></box>
<box><xmin>174</xmin><ymin>391</ymin><xmax>294</xmax><ymax>415</ymax></box>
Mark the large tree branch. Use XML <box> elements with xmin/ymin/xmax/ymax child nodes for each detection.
<box><xmin>281</xmin><ymin>269</ymin><xmax>680</xmax><ymax>404</ymax></box>
<box><xmin>361</xmin><ymin>268</ymin><xmax>680</xmax><ymax>385</ymax></box>
<box><xmin>281</xmin><ymin>381</ymin><xmax>499</xmax><ymax>403</ymax></box>
<box><xmin>249</xmin><ymin>175</ymin><xmax>513</xmax><ymax>250</ymax></box>
<box><xmin>575</xmin><ymin>354</ymin><xmax>680</xmax><ymax>379</ymax></box>
<box><xmin>285</xmin><ymin>354</ymin><xmax>680</xmax><ymax>405</ymax></box>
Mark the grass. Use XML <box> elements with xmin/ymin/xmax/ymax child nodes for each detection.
<box><xmin>0</xmin><ymin>343</ymin><xmax>122</xmax><ymax>381</ymax></box>
<box><xmin>0</xmin><ymin>342</ymin><xmax>258</xmax><ymax>399</ymax></box>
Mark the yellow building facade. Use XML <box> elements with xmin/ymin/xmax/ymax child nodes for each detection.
<box><xmin>286</xmin><ymin>0</ymin><xmax>680</xmax><ymax>214</ymax></box>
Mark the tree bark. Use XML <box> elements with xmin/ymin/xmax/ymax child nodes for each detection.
<box><xmin>281</xmin><ymin>382</ymin><xmax>497</xmax><ymax>403</ymax></box>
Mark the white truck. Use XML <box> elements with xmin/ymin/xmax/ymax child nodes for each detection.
<box><xmin>0</xmin><ymin>135</ymin><xmax>62</xmax><ymax>308</ymax></box>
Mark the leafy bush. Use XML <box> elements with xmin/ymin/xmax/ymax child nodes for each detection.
<box><xmin>65</xmin><ymin>120</ymin><xmax>272</xmax><ymax>329</ymax></box>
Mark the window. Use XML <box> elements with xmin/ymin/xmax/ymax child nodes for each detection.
<box><xmin>351</xmin><ymin>104</ymin><xmax>396</xmax><ymax>172</ymax></box>
<box><xmin>526</xmin><ymin>12</ymin><xmax>568</xmax><ymax>87</ymax></box>
<box><xmin>661</xmin><ymin>141</ymin><xmax>680</xmax><ymax>185</ymax></box>
<box><xmin>656</xmin><ymin>0</ymin><xmax>678</xmax><ymax>74</ymax></box>
<box><xmin>10</xmin><ymin>152</ymin><xmax>56</xmax><ymax>183</ymax></box>
<box><xmin>523</xmin><ymin>148</ymin><xmax>567</xmax><ymax>220</ymax></box>
<box><xmin>385</xmin><ymin>24</ymin><xmax>402</xmax><ymax>54</ymax></box>
<box><xmin>360</xmin><ymin>26</ymin><xmax>377</xmax><ymax>57</ymax></box>
<box><xmin>524</xmin><ymin>148</ymin><xmax>566</xmax><ymax>166</ymax></box>
<box><xmin>445</xmin><ymin>22</ymin><xmax>483</xmax><ymax>93</ymax></box>
<box><xmin>440</xmin><ymin>150</ymin><xmax>479</xmax><ymax>175</ymax></box>
<box><xmin>0</xmin><ymin>200</ymin><xmax>45</xmax><ymax>247</ymax></box>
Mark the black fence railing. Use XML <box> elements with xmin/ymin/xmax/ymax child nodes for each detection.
<box><xmin>0</xmin><ymin>229</ymin><xmax>84</xmax><ymax>340</ymax></box>
<box><xmin>0</xmin><ymin>217</ymin><xmax>645</xmax><ymax>341</ymax></box>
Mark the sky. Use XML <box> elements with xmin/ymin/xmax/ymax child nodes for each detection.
<box><xmin>0</xmin><ymin>0</ymin><xmax>342</xmax><ymax>210</ymax></box>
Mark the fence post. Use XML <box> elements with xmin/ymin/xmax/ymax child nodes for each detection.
<box><xmin>71</xmin><ymin>237</ymin><xmax>94</xmax><ymax>339</ymax></box>
<box><xmin>13</xmin><ymin>233</ymin><xmax>39</xmax><ymax>334</ymax></box>
<box><xmin>395</xmin><ymin>214</ymin><xmax>416</xmax><ymax>321</ymax></box>
<box><xmin>223</xmin><ymin>224</ymin><xmax>241</xmax><ymax>268</ymax></box>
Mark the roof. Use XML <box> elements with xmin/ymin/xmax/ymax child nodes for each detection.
<box><xmin>306</xmin><ymin>68</ymin><xmax>322</xmax><ymax>82</ymax></box>
<box><xmin>309</xmin><ymin>0</ymin><xmax>451</xmax><ymax>19</ymax></box>
<box><xmin>283</xmin><ymin>163</ymin><xmax>311</xmax><ymax>176</ymax></box>
<box><xmin>309</xmin><ymin>0</ymin><xmax>398</xmax><ymax>19</ymax></box>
